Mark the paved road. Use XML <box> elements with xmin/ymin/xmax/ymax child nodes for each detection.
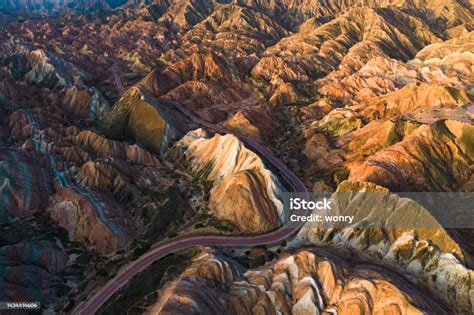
<box><xmin>73</xmin><ymin>65</ymin><xmax>309</xmax><ymax>315</ymax></box>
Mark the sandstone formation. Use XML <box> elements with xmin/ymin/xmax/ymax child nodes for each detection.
<box><xmin>0</xmin><ymin>34</ymin><xmax>193</xmax><ymax>311</ymax></box>
<box><xmin>293</xmin><ymin>180</ymin><xmax>474</xmax><ymax>313</ymax></box>
<box><xmin>354</xmin><ymin>83</ymin><xmax>469</xmax><ymax>120</ymax></box>
<box><xmin>146</xmin><ymin>248</ymin><xmax>447</xmax><ymax>314</ymax></box>
<box><xmin>222</xmin><ymin>109</ymin><xmax>278</xmax><ymax>143</ymax></box>
<box><xmin>47</xmin><ymin>187</ymin><xmax>136</xmax><ymax>255</ymax></box>
<box><xmin>0</xmin><ymin>36</ymin><xmax>193</xmax><ymax>260</ymax></box>
<box><xmin>209</xmin><ymin>170</ymin><xmax>280</xmax><ymax>233</ymax></box>
<box><xmin>0</xmin><ymin>0</ymin><xmax>473</xmax><ymax>313</ymax></box>
<box><xmin>173</xmin><ymin>129</ymin><xmax>288</xmax><ymax>231</ymax></box>
<box><xmin>0</xmin><ymin>149</ymin><xmax>52</xmax><ymax>221</ymax></box>
<box><xmin>0</xmin><ymin>240</ymin><xmax>68</xmax><ymax>303</ymax></box>
<box><xmin>415</xmin><ymin>31</ymin><xmax>474</xmax><ymax>74</ymax></box>
<box><xmin>1</xmin><ymin>0</ymin><xmax>129</xmax><ymax>11</ymax></box>
<box><xmin>101</xmin><ymin>87</ymin><xmax>168</xmax><ymax>153</ymax></box>
<box><xmin>348</xmin><ymin>120</ymin><xmax>473</xmax><ymax>191</ymax></box>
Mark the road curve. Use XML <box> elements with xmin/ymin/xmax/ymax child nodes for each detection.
<box><xmin>73</xmin><ymin>65</ymin><xmax>309</xmax><ymax>315</ymax></box>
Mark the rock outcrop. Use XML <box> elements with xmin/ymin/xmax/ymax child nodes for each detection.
<box><xmin>354</xmin><ymin>83</ymin><xmax>469</xmax><ymax>120</ymax></box>
<box><xmin>209</xmin><ymin>170</ymin><xmax>280</xmax><ymax>233</ymax></box>
<box><xmin>0</xmin><ymin>240</ymin><xmax>68</xmax><ymax>303</ymax></box>
<box><xmin>0</xmin><ymin>149</ymin><xmax>52</xmax><ymax>221</ymax></box>
<box><xmin>1</xmin><ymin>0</ymin><xmax>473</xmax><ymax>313</ymax></box>
<box><xmin>146</xmin><ymin>248</ymin><xmax>448</xmax><ymax>314</ymax></box>
<box><xmin>102</xmin><ymin>87</ymin><xmax>167</xmax><ymax>153</ymax></box>
<box><xmin>0</xmin><ymin>37</ymin><xmax>194</xmax><ymax>313</ymax></box>
<box><xmin>348</xmin><ymin>120</ymin><xmax>473</xmax><ymax>191</ymax></box>
<box><xmin>0</xmin><ymin>43</ymin><xmax>109</xmax><ymax>121</ymax></box>
<box><xmin>292</xmin><ymin>180</ymin><xmax>474</xmax><ymax>312</ymax></box>
<box><xmin>173</xmin><ymin>129</ymin><xmax>287</xmax><ymax>232</ymax></box>
<box><xmin>47</xmin><ymin>187</ymin><xmax>136</xmax><ymax>255</ymax></box>
<box><xmin>0</xmin><ymin>0</ymin><xmax>129</xmax><ymax>11</ymax></box>
<box><xmin>222</xmin><ymin>109</ymin><xmax>278</xmax><ymax>143</ymax></box>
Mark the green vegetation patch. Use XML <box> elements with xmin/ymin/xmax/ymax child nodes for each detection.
<box><xmin>445</xmin><ymin>86</ymin><xmax>466</xmax><ymax>104</ymax></box>
<box><xmin>143</xmin><ymin>187</ymin><xmax>187</xmax><ymax>241</ymax></box>
<box><xmin>286</xmin><ymin>100</ymin><xmax>314</xmax><ymax>107</ymax></box>
<box><xmin>313</xmin><ymin>116</ymin><xmax>364</xmax><ymax>137</ymax></box>
<box><xmin>132</xmin><ymin>242</ymin><xmax>151</xmax><ymax>259</ymax></box>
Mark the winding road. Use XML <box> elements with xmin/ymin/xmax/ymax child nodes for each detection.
<box><xmin>73</xmin><ymin>63</ymin><xmax>309</xmax><ymax>315</ymax></box>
